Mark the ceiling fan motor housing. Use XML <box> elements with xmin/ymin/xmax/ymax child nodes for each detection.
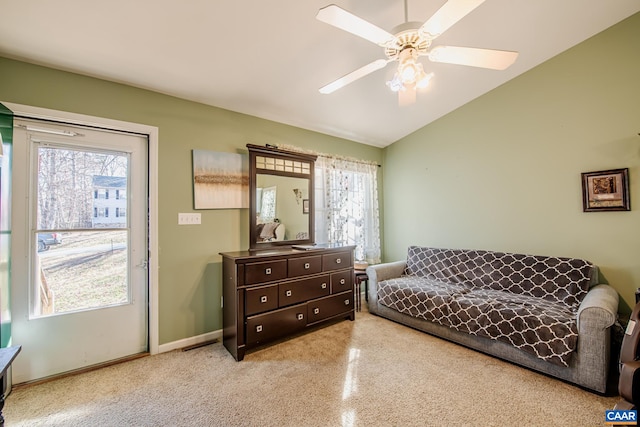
<box><xmin>384</xmin><ymin>22</ymin><xmax>431</xmax><ymax>60</ymax></box>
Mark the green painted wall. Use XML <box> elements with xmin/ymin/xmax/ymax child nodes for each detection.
<box><xmin>382</xmin><ymin>12</ymin><xmax>640</xmax><ymax>313</ymax></box>
<box><xmin>0</xmin><ymin>58</ymin><xmax>383</xmax><ymax>345</ymax></box>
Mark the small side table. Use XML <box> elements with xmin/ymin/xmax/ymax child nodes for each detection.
<box><xmin>354</xmin><ymin>270</ymin><xmax>369</xmax><ymax>311</ymax></box>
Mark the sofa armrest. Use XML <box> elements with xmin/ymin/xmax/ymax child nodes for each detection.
<box><xmin>577</xmin><ymin>284</ymin><xmax>619</xmax><ymax>330</ymax></box>
<box><xmin>366</xmin><ymin>260</ymin><xmax>406</xmax><ymax>284</ymax></box>
<box><xmin>366</xmin><ymin>261</ymin><xmax>406</xmax><ymax>314</ymax></box>
<box><xmin>573</xmin><ymin>284</ymin><xmax>618</xmax><ymax>391</ymax></box>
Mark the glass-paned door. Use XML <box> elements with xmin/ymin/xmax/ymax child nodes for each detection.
<box><xmin>11</xmin><ymin>119</ymin><xmax>148</xmax><ymax>383</ymax></box>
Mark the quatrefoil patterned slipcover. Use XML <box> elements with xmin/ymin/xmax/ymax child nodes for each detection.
<box><xmin>377</xmin><ymin>246</ymin><xmax>595</xmax><ymax>366</ymax></box>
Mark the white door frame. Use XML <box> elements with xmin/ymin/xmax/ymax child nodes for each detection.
<box><xmin>3</xmin><ymin>102</ymin><xmax>159</xmax><ymax>356</ymax></box>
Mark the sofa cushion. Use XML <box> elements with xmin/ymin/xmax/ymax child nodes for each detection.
<box><xmin>404</xmin><ymin>247</ymin><xmax>593</xmax><ymax>309</ymax></box>
<box><xmin>376</xmin><ymin>276</ymin><xmax>471</xmax><ymax>323</ymax></box>
<box><xmin>451</xmin><ymin>289</ymin><xmax>578</xmax><ymax>366</ymax></box>
<box><xmin>378</xmin><ymin>277</ymin><xmax>579</xmax><ymax>366</ymax></box>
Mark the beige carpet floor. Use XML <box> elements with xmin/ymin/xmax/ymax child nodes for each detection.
<box><xmin>4</xmin><ymin>309</ymin><xmax>619</xmax><ymax>427</ymax></box>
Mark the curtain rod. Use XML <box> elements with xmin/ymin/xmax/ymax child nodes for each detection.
<box><xmin>268</xmin><ymin>143</ymin><xmax>381</xmax><ymax>167</ymax></box>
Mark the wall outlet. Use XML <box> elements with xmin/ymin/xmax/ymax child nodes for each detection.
<box><xmin>178</xmin><ymin>213</ymin><xmax>201</xmax><ymax>225</ymax></box>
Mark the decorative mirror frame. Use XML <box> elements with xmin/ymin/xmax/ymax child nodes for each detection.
<box><xmin>247</xmin><ymin>144</ymin><xmax>317</xmax><ymax>250</ymax></box>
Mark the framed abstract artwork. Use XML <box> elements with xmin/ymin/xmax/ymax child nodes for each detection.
<box><xmin>192</xmin><ymin>150</ymin><xmax>249</xmax><ymax>209</ymax></box>
<box><xmin>581</xmin><ymin>168</ymin><xmax>630</xmax><ymax>212</ymax></box>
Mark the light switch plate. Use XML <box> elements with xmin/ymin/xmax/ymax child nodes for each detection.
<box><xmin>178</xmin><ymin>213</ymin><xmax>201</xmax><ymax>225</ymax></box>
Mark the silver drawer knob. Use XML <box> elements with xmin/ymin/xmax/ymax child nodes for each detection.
<box><xmin>265</xmin><ymin>268</ymin><xmax>272</xmax><ymax>275</ymax></box>
<box><xmin>260</xmin><ymin>296</ymin><xmax>268</xmax><ymax>303</ymax></box>
<box><xmin>340</xmin><ymin>278</ymin><xmax>346</xmax><ymax>285</ymax></box>
<box><xmin>313</xmin><ymin>308</ymin><xmax>320</xmax><ymax>315</ymax></box>
<box><xmin>344</xmin><ymin>299</ymin><xmax>350</xmax><ymax>305</ymax></box>
<box><xmin>286</xmin><ymin>290</ymin><xmax>292</xmax><ymax>297</ymax></box>
<box><xmin>256</xmin><ymin>325</ymin><xmax>263</xmax><ymax>333</ymax></box>
<box><xmin>297</xmin><ymin>313</ymin><xmax>304</xmax><ymax>321</ymax></box>
<box><xmin>321</xmin><ymin>283</ymin><xmax>327</xmax><ymax>289</ymax></box>
<box><xmin>336</xmin><ymin>258</ymin><xmax>342</xmax><ymax>264</ymax></box>
<box><xmin>304</xmin><ymin>263</ymin><xmax>310</xmax><ymax>269</ymax></box>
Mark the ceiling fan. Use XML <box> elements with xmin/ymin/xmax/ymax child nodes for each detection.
<box><xmin>316</xmin><ymin>0</ymin><xmax>519</xmax><ymax>105</ymax></box>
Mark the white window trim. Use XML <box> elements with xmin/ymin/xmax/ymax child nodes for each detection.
<box><xmin>3</xmin><ymin>102</ymin><xmax>160</xmax><ymax>356</ymax></box>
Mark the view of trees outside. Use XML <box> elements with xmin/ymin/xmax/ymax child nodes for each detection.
<box><xmin>37</xmin><ymin>146</ymin><xmax>128</xmax><ymax>230</ymax></box>
<box><xmin>34</xmin><ymin>145</ymin><xmax>130</xmax><ymax>317</ymax></box>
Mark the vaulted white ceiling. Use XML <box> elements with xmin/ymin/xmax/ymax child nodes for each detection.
<box><xmin>1</xmin><ymin>1</ymin><xmax>638</xmax><ymax>147</ymax></box>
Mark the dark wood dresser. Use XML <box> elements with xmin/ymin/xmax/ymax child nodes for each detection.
<box><xmin>220</xmin><ymin>245</ymin><xmax>355</xmax><ymax>361</ymax></box>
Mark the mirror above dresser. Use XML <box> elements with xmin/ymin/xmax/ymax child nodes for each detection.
<box><xmin>247</xmin><ymin>144</ymin><xmax>317</xmax><ymax>250</ymax></box>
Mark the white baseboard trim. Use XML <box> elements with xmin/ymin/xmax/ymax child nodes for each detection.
<box><xmin>158</xmin><ymin>330</ymin><xmax>222</xmax><ymax>354</ymax></box>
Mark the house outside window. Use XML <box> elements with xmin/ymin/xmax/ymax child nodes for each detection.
<box><xmin>91</xmin><ymin>176</ymin><xmax>127</xmax><ymax>228</ymax></box>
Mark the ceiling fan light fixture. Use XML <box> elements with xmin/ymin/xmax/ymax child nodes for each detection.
<box><xmin>387</xmin><ymin>47</ymin><xmax>433</xmax><ymax>94</ymax></box>
<box><xmin>386</xmin><ymin>73</ymin><xmax>404</xmax><ymax>92</ymax></box>
<box><xmin>416</xmin><ymin>71</ymin><xmax>434</xmax><ymax>89</ymax></box>
<box><xmin>400</xmin><ymin>61</ymin><xmax>419</xmax><ymax>83</ymax></box>
<box><xmin>397</xmin><ymin>48</ymin><xmax>421</xmax><ymax>84</ymax></box>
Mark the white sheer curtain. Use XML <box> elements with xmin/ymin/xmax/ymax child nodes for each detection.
<box><xmin>315</xmin><ymin>156</ymin><xmax>381</xmax><ymax>264</ymax></box>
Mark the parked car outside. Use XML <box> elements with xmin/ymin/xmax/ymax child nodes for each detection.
<box><xmin>37</xmin><ymin>233</ymin><xmax>63</xmax><ymax>252</ymax></box>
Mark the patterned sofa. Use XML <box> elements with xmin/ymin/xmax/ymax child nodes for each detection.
<box><xmin>366</xmin><ymin>246</ymin><xmax>619</xmax><ymax>393</ymax></box>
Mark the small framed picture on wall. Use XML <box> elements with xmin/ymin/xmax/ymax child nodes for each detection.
<box><xmin>581</xmin><ymin>168</ymin><xmax>630</xmax><ymax>212</ymax></box>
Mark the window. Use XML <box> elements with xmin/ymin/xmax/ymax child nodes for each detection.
<box><xmin>257</xmin><ymin>186</ymin><xmax>277</xmax><ymax>223</ymax></box>
<box><xmin>315</xmin><ymin>156</ymin><xmax>380</xmax><ymax>264</ymax></box>
<box><xmin>95</xmin><ymin>207</ymin><xmax>109</xmax><ymax>218</ymax></box>
<box><xmin>33</xmin><ymin>143</ymin><xmax>130</xmax><ymax>317</ymax></box>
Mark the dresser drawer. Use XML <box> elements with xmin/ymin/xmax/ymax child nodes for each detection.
<box><xmin>246</xmin><ymin>304</ymin><xmax>307</xmax><ymax>346</ymax></box>
<box><xmin>331</xmin><ymin>270</ymin><xmax>352</xmax><ymax>294</ymax></box>
<box><xmin>245</xmin><ymin>260</ymin><xmax>287</xmax><ymax>285</ymax></box>
<box><xmin>279</xmin><ymin>275</ymin><xmax>330</xmax><ymax>307</ymax></box>
<box><xmin>245</xmin><ymin>284</ymin><xmax>279</xmax><ymax>316</ymax></box>
<box><xmin>307</xmin><ymin>291</ymin><xmax>353</xmax><ymax>324</ymax></box>
<box><xmin>322</xmin><ymin>251</ymin><xmax>352</xmax><ymax>271</ymax></box>
<box><xmin>288</xmin><ymin>255</ymin><xmax>322</xmax><ymax>278</ymax></box>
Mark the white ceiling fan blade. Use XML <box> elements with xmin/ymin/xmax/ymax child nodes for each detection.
<box><xmin>420</xmin><ymin>0</ymin><xmax>485</xmax><ymax>40</ymax></box>
<box><xmin>319</xmin><ymin>59</ymin><xmax>390</xmax><ymax>94</ymax></box>
<box><xmin>316</xmin><ymin>4</ymin><xmax>396</xmax><ymax>47</ymax></box>
<box><xmin>428</xmin><ymin>46</ymin><xmax>518</xmax><ymax>70</ymax></box>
